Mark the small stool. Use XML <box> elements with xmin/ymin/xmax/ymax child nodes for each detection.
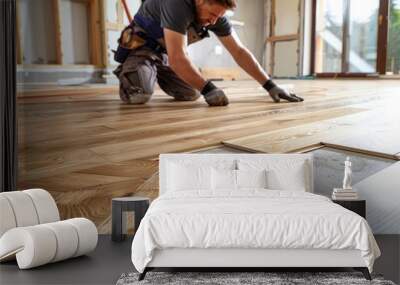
<box><xmin>111</xmin><ymin>197</ymin><xmax>150</xmax><ymax>242</ymax></box>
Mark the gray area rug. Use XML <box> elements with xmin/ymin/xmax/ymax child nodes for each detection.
<box><xmin>116</xmin><ymin>272</ymin><xmax>396</xmax><ymax>285</ymax></box>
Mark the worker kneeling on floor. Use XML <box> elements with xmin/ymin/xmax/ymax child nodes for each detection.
<box><xmin>113</xmin><ymin>0</ymin><xmax>304</xmax><ymax>106</ymax></box>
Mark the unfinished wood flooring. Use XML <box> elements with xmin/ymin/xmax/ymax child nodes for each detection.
<box><xmin>224</xmin><ymin>82</ymin><xmax>400</xmax><ymax>160</ymax></box>
<box><xmin>17</xmin><ymin>79</ymin><xmax>400</xmax><ymax>233</ymax></box>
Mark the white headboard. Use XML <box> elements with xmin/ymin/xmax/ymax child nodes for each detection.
<box><xmin>159</xmin><ymin>153</ymin><xmax>314</xmax><ymax>195</ymax></box>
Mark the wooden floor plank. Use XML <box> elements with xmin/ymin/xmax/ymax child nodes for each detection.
<box><xmin>88</xmin><ymin>107</ymin><xmax>365</xmax><ymax>162</ymax></box>
<box><xmin>223</xmin><ymin>110</ymin><xmax>372</xmax><ymax>154</ymax></box>
<box><xmin>320</xmin><ymin>101</ymin><xmax>400</xmax><ymax>159</ymax></box>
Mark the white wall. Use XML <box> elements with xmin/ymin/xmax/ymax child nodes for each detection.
<box><xmin>61</xmin><ymin>0</ymin><xmax>90</xmax><ymax>64</ymax></box>
<box><xmin>19</xmin><ymin>0</ymin><xmax>57</xmax><ymax>64</ymax></box>
<box><xmin>19</xmin><ymin>0</ymin><xmax>92</xmax><ymax>65</ymax></box>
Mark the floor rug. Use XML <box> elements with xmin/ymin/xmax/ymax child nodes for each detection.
<box><xmin>116</xmin><ymin>271</ymin><xmax>396</xmax><ymax>285</ymax></box>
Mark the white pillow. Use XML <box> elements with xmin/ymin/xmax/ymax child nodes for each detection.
<box><xmin>167</xmin><ymin>159</ymin><xmax>236</xmax><ymax>193</ymax></box>
<box><xmin>237</xmin><ymin>169</ymin><xmax>268</xmax><ymax>189</ymax></box>
<box><xmin>267</xmin><ymin>167</ymin><xmax>306</xmax><ymax>191</ymax></box>
<box><xmin>212</xmin><ymin>169</ymin><xmax>237</xmax><ymax>191</ymax></box>
<box><xmin>168</xmin><ymin>163</ymin><xmax>211</xmax><ymax>191</ymax></box>
<box><xmin>211</xmin><ymin>169</ymin><xmax>268</xmax><ymax>191</ymax></box>
<box><xmin>238</xmin><ymin>159</ymin><xmax>309</xmax><ymax>192</ymax></box>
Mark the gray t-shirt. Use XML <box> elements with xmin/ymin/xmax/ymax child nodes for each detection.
<box><xmin>135</xmin><ymin>0</ymin><xmax>232</xmax><ymax>38</ymax></box>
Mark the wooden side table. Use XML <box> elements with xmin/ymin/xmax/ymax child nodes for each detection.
<box><xmin>332</xmin><ymin>199</ymin><xmax>366</xmax><ymax>218</ymax></box>
<box><xmin>112</xmin><ymin>197</ymin><xmax>150</xmax><ymax>242</ymax></box>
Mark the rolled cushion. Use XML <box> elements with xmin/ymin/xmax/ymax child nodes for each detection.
<box><xmin>0</xmin><ymin>218</ymin><xmax>98</xmax><ymax>269</ymax></box>
<box><xmin>23</xmin><ymin>189</ymin><xmax>60</xmax><ymax>223</ymax></box>
<box><xmin>0</xmin><ymin>189</ymin><xmax>59</xmax><ymax>239</ymax></box>
<box><xmin>65</xmin><ymin>218</ymin><xmax>98</xmax><ymax>257</ymax></box>
<box><xmin>0</xmin><ymin>226</ymin><xmax>57</xmax><ymax>269</ymax></box>
<box><xmin>0</xmin><ymin>192</ymin><xmax>39</xmax><ymax>228</ymax></box>
<box><xmin>0</xmin><ymin>196</ymin><xmax>17</xmax><ymax>237</ymax></box>
<box><xmin>42</xmin><ymin>221</ymin><xmax>79</xmax><ymax>262</ymax></box>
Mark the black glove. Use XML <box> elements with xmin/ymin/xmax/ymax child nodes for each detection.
<box><xmin>201</xmin><ymin>81</ymin><xmax>229</xmax><ymax>106</ymax></box>
<box><xmin>263</xmin><ymin>80</ymin><xmax>304</xmax><ymax>103</ymax></box>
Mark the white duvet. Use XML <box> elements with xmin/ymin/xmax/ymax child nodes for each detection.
<box><xmin>131</xmin><ymin>190</ymin><xmax>380</xmax><ymax>273</ymax></box>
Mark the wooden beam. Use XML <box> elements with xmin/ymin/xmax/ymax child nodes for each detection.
<box><xmin>99</xmin><ymin>0</ymin><xmax>109</xmax><ymax>67</ymax></box>
<box><xmin>88</xmin><ymin>0</ymin><xmax>103</xmax><ymax>66</ymax></box>
<box><xmin>53</xmin><ymin>0</ymin><xmax>63</xmax><ymax>64</ymax></box>
<box><xmin>263</xmin><ymin>0</ymin><xmax>270</xmax><ymax>70</ymax></box>
<box><xmin>16</xmin><ymin>0</ymin><xmax>22</xmax><ymax>64</ymax></box>
<box><xmin>88</xmin><ymin>0</ymin><xmax>95</xmax><ymax>65</ymax></box>
<box><xmin>310</xmin><ymin>0</ymin><xmax>317</xmax><ymax>75</ymax></box>
<box><xmin>296</xmin><ymin>0</ymin><xmax>301</xmax><ymax>77</ymax></box>
<box><xmin>270</xmin><ymin>0</ymin><xmax>276</xmax><ymax>37</ymax></box>
<box><xmin>270</xmin><ymin>0</ymin><xmax>276</xmax><ymax>75</ymax></box>
<box><xmin>377</xmin><ymin>0</ymin><xmax>389</xmax><ymax>75</ymax></box>
<box><xmin>267</xmin><ymin>34</ymin><xmax>299</xmax><ymax>43</ymax></box>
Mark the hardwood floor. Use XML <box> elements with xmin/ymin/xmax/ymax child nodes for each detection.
<box><xmin>224</xmin><ymin>84</ymin><xmax>400</xmax><ymax>159</ymax></box>
<box><xmin>17</xmin><ymin>79</ymin><xmax>400</xmax><ymax>233</ymax></box>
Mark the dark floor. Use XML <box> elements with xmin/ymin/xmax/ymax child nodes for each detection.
<box><xmin>0</xmin><ymin>235</ymin><xmax>134</xmax><ymax>285</ymax></box>
<box><xmin>1</xmin><ymin>235</ymin><xmax>399</xmax><ymax>285</ymax></box>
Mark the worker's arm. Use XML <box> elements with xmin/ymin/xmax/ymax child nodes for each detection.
<box><xmin>219</xmin><ymin>32</ymin><xmax>303</xmax><ymax>103</ymax></box>
<box><xmin>218</xmin><ymin>32</ymin><xmax>269</xmax><ymax>85</ymax></box>
<box><xmin>164</xmin><ymin>28</ymin><xmax>206</xmax><ymax>91</ymax></box>
<box><xmin>164</xmin><ymin>28</ymin><xmax>229</xmax><ymax>106</ymax></box>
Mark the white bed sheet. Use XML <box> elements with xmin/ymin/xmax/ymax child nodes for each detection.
<box><xmin>131</xmin><ymin>190</ymin><xmax>380</xmax><ymax>273</ymax></box>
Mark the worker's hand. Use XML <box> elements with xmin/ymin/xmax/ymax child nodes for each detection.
<box><xmin>201</xmin><ymin>80</ymin><xmax>229</xmax><ymax>107</ymax></box>
<box><xmin>204</xmin><ymin>89</ymin><xmax>229</xmax><ymax>106</ymax></box>
<box><xmin>268</xmin><ymin>86</ymin><xmax>304</xmax><ymax>103</ymax></box>
<box><xmin>263</xmin><ymin>80</ymin><xmax>304</xmax><ymax>103</ymax></box>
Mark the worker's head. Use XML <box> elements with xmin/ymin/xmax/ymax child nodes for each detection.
<box><xmin>195</xmin><ymin>0</ymin><xmax>237</xmax><ymax>26</ymax></box>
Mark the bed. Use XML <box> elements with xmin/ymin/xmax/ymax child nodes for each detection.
<box><xmin>131</xmin><ymin>154</ymin><xmax>380</xmax><ymax>281</ymax></box>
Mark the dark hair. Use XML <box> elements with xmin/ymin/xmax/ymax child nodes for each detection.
<box><xmin>210</xmin><ymin>0</ymin><xmax>237</xmax><ymax>9</ymax></box>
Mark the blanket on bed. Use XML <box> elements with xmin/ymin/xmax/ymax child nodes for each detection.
<box><xmin>131</xmin><ymin>190</ymin><xmax>380</xmax><ymax>272</ymax></box>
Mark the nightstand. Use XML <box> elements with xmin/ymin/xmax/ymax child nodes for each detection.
<box><xmin>112</xmin><ymin>197</ymin><xmax>150</xmax><ymax>242</ymax></box>
<box><xmin>332</xmin><ymin>199</ymin><xmax>366</xmax><ymax>218</ymax></box>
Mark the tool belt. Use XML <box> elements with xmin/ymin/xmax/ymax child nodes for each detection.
<box><xmin>114</xmin><ymin>15</ymin><xmax>166</xmax><ymax>64</ymax></box>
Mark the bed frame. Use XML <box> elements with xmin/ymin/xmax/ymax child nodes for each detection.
<box><xmin>138</xmin><ymin>154</ymin><xmax>372</xmax><ymax>281</ymax></box>
<box><xmin>139</xmin><ymin>248</ymin><xmax>371</xmax><ymax>280</ymax></box>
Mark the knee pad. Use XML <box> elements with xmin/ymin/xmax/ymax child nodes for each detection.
<box><xmin>118</xmin><ymin>58</ymin><xmax>157</xmax><ymax>104</ymax></box>
<box><xmin>119</xmin><ymin>86</ymin><xmax>152</xmax><ymax>104</ymax></box>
